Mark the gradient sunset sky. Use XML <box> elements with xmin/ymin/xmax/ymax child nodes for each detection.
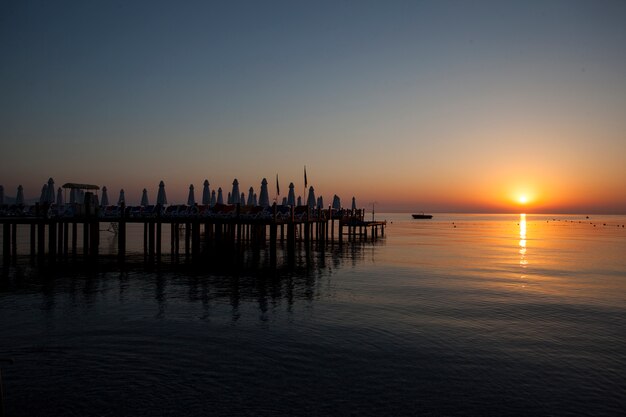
<box><xmin>2</xmin><ymin>0</ymin><xmax>625</xmax><ymax>213</ymax></box>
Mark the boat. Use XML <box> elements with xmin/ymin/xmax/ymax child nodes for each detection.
<box><xmin>412</xmin><ymin>213</ymin><xmax>433</xmax><ymax>219</ymax></box>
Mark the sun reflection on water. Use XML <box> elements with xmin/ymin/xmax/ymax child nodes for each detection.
<box><xmin>519</xmin><ymin>213</ymin><xmax>527</xmax><ymax>267</ymax></box>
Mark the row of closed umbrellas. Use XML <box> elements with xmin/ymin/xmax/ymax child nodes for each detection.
<box><xmin>0</xmin><ymin>179</ymin><xmax>358</xmax><ymax>210</ymax></box>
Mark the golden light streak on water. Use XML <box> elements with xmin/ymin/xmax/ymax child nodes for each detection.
<box><xmin>519</xmin><ymin>213</ymin><xmax>527</xmax><ymax>267</ymax></box>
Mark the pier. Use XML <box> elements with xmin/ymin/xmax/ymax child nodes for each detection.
<box><xmin>0</xmin><ymin>199</ymin><xmax>386</xmax><ymax>267</ymax></box>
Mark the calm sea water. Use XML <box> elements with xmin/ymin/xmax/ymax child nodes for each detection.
<box><xmin>1</xmin><ymin>213</ymin><xmax>625</xmax><ymax>416</ymax></box>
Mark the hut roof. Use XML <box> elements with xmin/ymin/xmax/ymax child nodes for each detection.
<box><xmin>62</xmin><ymin>183</ymin><xmax>100</xmax><ymax>190</ymax></box>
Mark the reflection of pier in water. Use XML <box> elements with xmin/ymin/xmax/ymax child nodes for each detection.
<box><xmin>0</xmin><ymin>241</ymin><xmax>381</xmax><ymax>321</ymax></box>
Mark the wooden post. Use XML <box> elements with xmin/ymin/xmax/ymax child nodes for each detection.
<box><xmin>118</xmin><ymin>208</ymin><xmax>126</xmax><ymax>261</ymax></box>
<box><xmin>63</xmin><ymin>222</ymin><xmax>69</xmax><ymax>256</ymax></box>
<box><xmin>2</xmin><ymin>223</ymin><xmax>10</xmax><ymax>264</ymax></box>
<box><xmin>71</xmin><ymin>222</ymin><xmax>77</xmax><ymax>255</ymax></box>
<box><xmin>90</xmin><ymin>220</ymin><xmax>99</xmax><ymax>257</ymax></box>
<box><xmin>57</xmin><ymin>222</ymin><xmax>63</xmax><ymax>257</ymax></box>
<box><xmin>83</xmin><ymin>193</ymin><xmax>91</xmax><ymax>257</ymax></box>
<box><xmin>37</xmin><ymin>220</ymin><xmax>45</xmax><ymax>261</ymax></box>
<box><xmin>11</xmin><ymin>223</ymin><xmax>17</xmax><ymax>257</ymax></box>
<box><xmin>192</xmin><ymin>221</ymin><xmax>200</xmax><ymax>260</ymax></box>
<box><xmin>143</xmin><ymin>222</ymin><xmax>148</xmax><ymax>255</ymax></box>
<box><xmin>49</xmin><ymin>220</ymin><xmax>57</xmax><ymax>261</ymax></box>
<box><xmin>175</xmin><ymin>223</ymin><xmax>180</xmax><ymax>259</ymax></box>
<box><xmin>170</xmin><ymin>223</ymin><xmax>176</xmax><ymax>254</ymax></box>
<box><xmin>185</xmin><ymin>222</ymin><xmax>191</xmax><ymax>260</ymax></box>
<box><xmin>30</xmin><ymin>223</ymin><xmax>36</xmax><ymax>256</ymax></box>
<box><xmin>148</xmin><ymin>221</ymin><xmax>155</xmax><ymax>259</ymax></box>
<box><xmin>287</xmin><ymin>206</ymin><xmax>295</xmax><ymax>257</ymax></box>
<box><xmin>156</xmin><ymin>219</ymin><xmax>162</xmax><ymax>262</ymax></box>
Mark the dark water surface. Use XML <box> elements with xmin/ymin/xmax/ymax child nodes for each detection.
<box><xmin>1</xmin><ymin>213</ymin><xmax>626</xmax><ymax>416</ymax></box>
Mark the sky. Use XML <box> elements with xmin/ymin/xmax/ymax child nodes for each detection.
<box><xmin>1</xmin><ymin>0</ymin><xmax>625</xmax><ymax>213</ymax></box>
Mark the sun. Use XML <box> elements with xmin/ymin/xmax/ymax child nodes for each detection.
<box><xmin>518</xmin><ymin>195</ymin><xmax>528</xmax><ymax>204</ymax></box>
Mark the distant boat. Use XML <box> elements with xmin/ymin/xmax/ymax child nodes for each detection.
<box><xmin>412</xmin><ymin>213</ymin><xmax>433</xmax><ymax>219</ymax></box>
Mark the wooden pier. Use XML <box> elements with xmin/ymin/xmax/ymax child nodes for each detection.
<box><xmin>1</xmin><ymin>199</ymin><xmax>385</xmax><ymax>267</ymax></box>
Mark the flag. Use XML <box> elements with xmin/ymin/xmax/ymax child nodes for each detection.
<box><xmin>276</xmin><ymin>174</ymin><xmax>280</xmax><ymax>196</ymax></box>
<box><xmin>304</xmin><ymin>165</ymin><xmax>308</xmax><ymax>189</ymax></box>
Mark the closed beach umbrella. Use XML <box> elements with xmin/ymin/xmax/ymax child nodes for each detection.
<box><xmin>16</xmin><ymin>185</ymin><xmax>24</xmax><ymax>206</ymax></box>
<box><xmin>281</xmin><ymin>197</ymin><xmax>287</xmax><ymax>205</ymax></box>
<box><xmin>217</xmin><ymin>187</ymin><xmax>224</xmax><ymax>205</ymax></box>
<box><xmin>39</xmin><ymin>184</ymin><xmax>48</xmax><ymax>204</ymax></box>
<box><xmin>187</xmin><ymin>184</ymin><xmax>195</xmax><ymax>206</ymax></box>
<box><xmin>46</xmin><ymin>178</ymin><xmax>55</xmax><ymax>204</ymax></box>
<box><xmin>246</xmin><ymin>187</ymin><xmax>255</xmax><ymax>206</ymax></box>
<box><xmin>241</xmin><ymin>192</ymin><xmax>245</xmax><ymax>205</ymax></box>
<box><xmin>227</xmin><ymin>192</ymin><xmax>232</xmax><ymax>204</ymax></box>
<box><xmin>141</xmin><ymin>188</ymin><xmax>149</xmax><ymax>206</ymax></box>
<box><xmin>0</xmin><ymin>185</ymin><xmax>4</xmax><ymax>205</ymax></box>
<box><xmin>202</xmin><ymin>180</ymin><xmax>210</xmax><ymax>205</ymax></box>
<box><xmin>56</xmin><ymin>188</ymin><xmax>64</xmax><ymax>206</ymax></box>
<box><xmin>101</xmin><ymin>186</ymin><xmax>109</xmax><ymax>206</ymax></box>
<box><xmin>332</xmin><ymin>194</ymin><xmax>341</xmax><ymax>210</ymax></box>
<box><xmin>253</xmin><ymin>193</ymin><xmax>257</xmax><ymax>206</ymax></box>
<box><xmin>230</xmin><ymin>179</ymin><xmax>240</xmax><ymax>205</ymax></box>
<box><xmin>297</xmin><ymin>196</ymin><xmax>302</xmax><ymax>206</ymax></box>
<box><xmin>156</xmin><ymin>181</ymin><xmax>167</xmax><ymax>205</ymax></box>
<box><xmin>118</xmin><ymin>189</ymin><xmax>125</xmax><ymax>205</ymax></box>
<box><xmin>287</xmin><ymin>183</ymin><xmax>296</xmax><ymax>206</ymax></box>
<box><xmin>210</xmin><ymin>190</ymin><xmax>216</xmax><ymax>206</ymax></box>
<box><xmin>307</xmin><ymin>186</ymin><xmax>316</xmax><ymax>209</ymax></box>
<box><xmin>351</xmin><ymin>196</ymin><xmax>356</xmax><ymax>210</ymax></box>
<box><xmin>258</xmin><ymin>178</ymin><xmax>270</xmax><ymax>207</ymax></box>
<box><xmin>317</xmin><ymin>196</ymin><xmax>323</xmax><ymax>209</ymax></box>
<box><xmin>70</xmin><ymin>188</ymin><xmax>76</xmax><ymax>204</ymax></box>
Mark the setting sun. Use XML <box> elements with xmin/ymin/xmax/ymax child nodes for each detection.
<box><xmin>519</xmin><ymin>195</ymin><xmax>528</xmax><ymax>204</ymax></box>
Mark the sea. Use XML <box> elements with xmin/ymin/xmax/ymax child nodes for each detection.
<box><xmin>1</xmin><ymin>213</ymin><xmax>625</xmax><ymax>416</ymax></box>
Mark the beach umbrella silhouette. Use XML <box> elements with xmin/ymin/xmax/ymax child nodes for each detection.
<box><xmin>16</xmin><ymin>185</ymin><xmax>24</xmax><ymax>206</ymax></box>
<box><xmin>227</xmin><ymin>192</ymin><xmax>232</xmax><ymax>204</ymax></box>
<box><xmin>0</xmin><ymin>185</ymin><xmax>4</xmax><ymax>205</ymax></box>
<box><xmin>101</xmin><ymin>186</ymin><xmax>109</xmax><ymax>206</ymax></box>
<box><xmin>140</xmin><ymin>188</ymin><xmax>149</xmax><ymax>206</ymax></box>
<box><xmin>287</xmin><ymin>183</ymin><xmax>296</xmax><ymax>206</ymax></box>
<box><xmin>258</xmin><ymin>178</ymin><xmax>270</xmax><ymax>207</ymax></box>
<box><xmin>118</xmin><ymin>189</ymin><xmax>125</xmax><ymax>205</ymax></box>
<box><xmin>241</xmin><ymin>192</ymin><xmax>245</xmax><ymax>205</ymax></box>
<box><xmin>297</xmin><ymin>196</ymin><xmax>302</xmax><ymax>206</ymax></box>
<box><xmin>351</xmin><ymin>196</ymin><xmax>356</xmax><ymax>210</ymax></box>
<box><xmin>69</xmin><ymin>188</ymin><xmax>76</xmax><ymax>204</ymax></box>
<box><xmin>46</xmin><ymin>178</ymin><xmax>55</xmax><ymax>204</ymax></box>
<box><xmin>230</xmin><ymin>179</ymin><xmax>240</xmax><ymax>205</ymax></box>
<box><xmin>156</xmin><ymin>181</ymin><xmax>167</xmax><ymax>205</ymax></box>
<box><xmin>246</xmin><ymin>187</ymin><xmax>255</xmax><ymax>206</ymax></box>
<box><xmin>253</xmin><ymin>193</ymin><xmax>257</xmax><ymax>206</ymax></box>
<box><xmin>187</xmin><ymin>184</ymin><xmax>195</xmax><ymax>206</ymax></box>
<box><xmin>202</xmin><ymin>180</ymin><xmax>210</xmax><ymax>205</ymax></box>
<box><xmin>317</xmin><ymin>196</ymin><xmax>324</xmax><ymax>209</ymax></box>
<box><xmin>332</xmin><ymin>194</ymin><xmax>341</xmax><ymax>210</ymax></box>
<box><xmin>307</xmin><ymin>186</ymin><xmax>316</xmax><ymax>208</ymax></box>
<box><xmin>210</xmin><ymin>190</ymin><xmax>216</xmax><ymax>206</ymax></box>
<box><xmin>281</xmin><ymin>197</ymin><xmax>287</xmax><ymax>205</ymax></box>
<box><xmin>56</xmin><ymin>188</ymin><xmax>64</xmax><ymax>206</ymax></box>
<box><xmin>217</xmin><ymin>188</ymin><xmax>224</xmax><ymax>205</ymax></box>
<box><xmin>39</xmin><ymin>184</ymin><xmax>48</xmax><ymax>204</ymax></box>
